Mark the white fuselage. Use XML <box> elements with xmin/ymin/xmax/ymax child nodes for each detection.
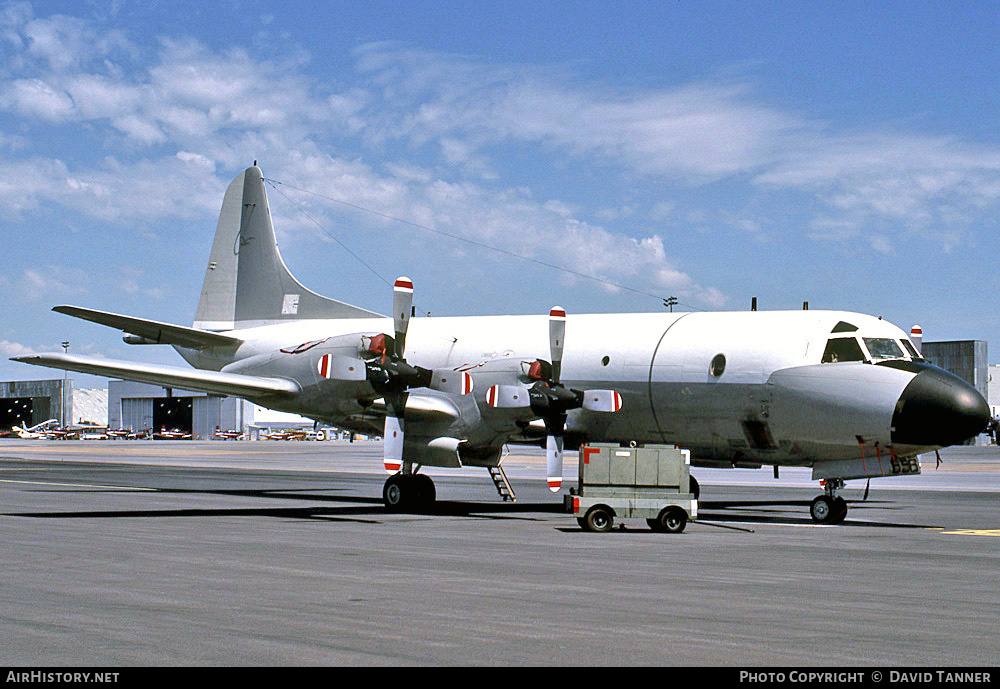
<box><xmin>177</xmin><ymin>308</ymin><xmax>936</xmax><ymax>469</ymax></box>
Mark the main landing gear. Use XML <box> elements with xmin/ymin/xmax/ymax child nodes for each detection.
<box><xmin>383</xmin><ymin>471</ymin><xmax>436</xmax><ymax>512</ymax></box>
<box><xmin>810</xmin><ymin>478</ymin><xmax>848</xmax><ymax>524</ymax></box>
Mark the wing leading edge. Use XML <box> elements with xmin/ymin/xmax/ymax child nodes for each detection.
<box><xmin>11</xmin><ymin>353</ymin><xmax>299</xmax><ymax>399</ymax></box>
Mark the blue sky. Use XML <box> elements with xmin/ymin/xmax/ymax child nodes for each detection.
<box><xmin>2</xmin><ymin>0</ymin><xmax>999</xmax><ymax>386</ymax></box>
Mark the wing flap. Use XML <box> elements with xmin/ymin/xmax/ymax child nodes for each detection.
<box><xmin>12</xmin><ymin>353</ymin><xmax>298</xmax><ymax>398</ymax></box>
<box><xmin>53</xmin><ymin>305</ymin><xmax>242</xmax><ymax>349</ymax></box>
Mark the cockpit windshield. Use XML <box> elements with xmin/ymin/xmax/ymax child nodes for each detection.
<box><xmin>820</xmin><ymin>324</ymin><xmax>919</xmax><ymax>364</ymax></box>
<box><xmin>821</xmin><ymin>337</ymin><xmax>867</xmax><ymax>363</ymax></box>
<box><xmin>862</xmin><ymin>337</ymin><xmax>904</xmax><ymax>360</ymax></box>
<box><xmin>900</xmin><ymin>339</ymin><xmax>923</xmax><ymax>360</ymax></box>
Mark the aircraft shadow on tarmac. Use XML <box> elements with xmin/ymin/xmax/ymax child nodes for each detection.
<box><xmin>2</xmin><ymin>486</ymin><xmax>941</xmax><ymax>530</ymax></box>
<box><xmin>1</xmin><ymin>485</ymin><xmax>568</xmax><ymax>523</ymax></box>
<box><xmin>694</xmin><ymin>499</ymin><xmax>939</xmax><ymax>530</ymax></box>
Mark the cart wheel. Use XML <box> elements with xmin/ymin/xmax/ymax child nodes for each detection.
<box><xmin>584</xmin><ymin>506</ymin><xmax>614</xmax><ymax>533</ymax></box>
<box><xmin>656</xmin><ymin>506</ymin><xmax>687</xmax><ymax>534</ymax></box>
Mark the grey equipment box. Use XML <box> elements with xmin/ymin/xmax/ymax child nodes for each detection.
<box><xmin>566</xmin><ymin>443</ymin><xmax>697</xmax><ymax>533</ymax></box>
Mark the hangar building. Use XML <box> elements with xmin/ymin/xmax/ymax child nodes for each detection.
<box><xmin>0</xmin><ymin>379</ymin><xmax>70</xmax><ymax>430</ymax></box>
<box><xmin>108</xmin><ymin>381</ymin><xmax>254</xmax><ymax>439</ymax></box>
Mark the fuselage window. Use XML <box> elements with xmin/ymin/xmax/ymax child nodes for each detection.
<box><xmin>862</xmin><ymin>337</ymin><xmax>904</xmax><ymax>360</ymax></box>
<box><xmin>710</xmin><ymin>353</ymin><xmax>726</xmax><ymax>377</ymax></box>
<box><xmin>821</xmin><ymin>337</ymin><xmax>866</xmax><ymax>363</ymax></box>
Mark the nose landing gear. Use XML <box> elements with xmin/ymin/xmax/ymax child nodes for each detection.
<box><xmin>810</xmin><ymin>478</ymin><xmax>848</xmax><ymax>524</ymax></box>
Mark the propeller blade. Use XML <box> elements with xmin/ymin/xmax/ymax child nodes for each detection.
<box><xmin>383</xmin><ymin>413</ymin><xmax>404</xmax><ymax>474</ymax></box>
<box><xmin>546</xmin><ymin>434</ymin><xmax>563</xmax><ymax>492</ymax></box>
<box><xmin>317</xmin><ymin>353</ymin><xmax>367</xmax><ymax>381</ymax></box>
<box><xmin>430</xmin><ymin>369</ymin><xmax>474</xmax><ymax>395</ymax></box>
<box><xmin>485</xmin><ymin>384</ymin><xmax>532</xmax><ymax>408</ymax></box>
<box><xmin>549</xmin><ymin>306</ymin><xmax>565</xmax><ymax>385</ymax></box>
<box><xmin>581</xmin><ymin>389</ymin><xmax>623</xmax><ymax>413</ymax></box>
<box><xmin>393</xmin><ymin>277</ymin><xmax>413</xmax><ymax>359</ymax></box>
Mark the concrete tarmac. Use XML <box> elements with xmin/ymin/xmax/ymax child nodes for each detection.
<box><xmin>1</xmin><ymin>439</ymin><xmax>999</xmax><ymax>666</ymax></box>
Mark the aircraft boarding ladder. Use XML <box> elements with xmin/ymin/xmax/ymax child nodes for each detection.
<box><xmin>488</xmin><ymin>465</ymin><xmax>516</xmax><ymax>502</ymax></box>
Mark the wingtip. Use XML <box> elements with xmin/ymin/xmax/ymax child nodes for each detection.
<box><xmin>9</xmin><ymin>354</ymin><xmax>42</xmax><ymax>363</ymax></box>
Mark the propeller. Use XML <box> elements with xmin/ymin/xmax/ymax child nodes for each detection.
<box><xmin>486</xmin><ymin>306</ymin><xmax>623</xmax><ymax>492</ymax></box>
<box><xmin>381</xmin><ymin>277</ymin><xmax>415</xmax><ymax>474</ymax></box>
<box><xmin>319</xmin><ymin>276</ymin><xmax>472</xmax><ymax>473</ymax></box>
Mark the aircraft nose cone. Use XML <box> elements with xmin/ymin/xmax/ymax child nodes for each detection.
<box><xmin>891</xmin><ymin>365</ymin><xmax>991</xmax><ymax>447</ymax></box>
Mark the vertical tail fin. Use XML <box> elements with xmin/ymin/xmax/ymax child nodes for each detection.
<box><xmin>194</xmin><ymin>165</ymin><xmax>381</xmax><ymax>330</ymax></box>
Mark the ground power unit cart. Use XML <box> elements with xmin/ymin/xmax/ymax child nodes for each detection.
<box><xmin>566</xmin><ymin>443</ymin><xmax>698</xmax><ymax>533</ymax></box>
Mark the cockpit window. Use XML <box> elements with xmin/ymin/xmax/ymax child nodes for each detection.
<box><xmin>863</xmin><ymin>337</ymin><xmax>904</xmax><ymax>360</ymax></box>
<box><xmin>900</xmin><ymin>339</ymin><xmax>923</xmax><ymax>359</ymax></box>
<box><xmin>822</xmin><ymin>337</ymin><xmax>867</xmax><ymax>363</ymax></box>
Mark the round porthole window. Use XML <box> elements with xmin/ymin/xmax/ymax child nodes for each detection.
<box><xmin>710</xmin><ymin>353</ymin><xmax>726</xmax><ymax>377</ymax></box>
<box><xmin>601</xmin><ymin>355</ymin><xmax>610</xmax><ymax>366</ymax></box>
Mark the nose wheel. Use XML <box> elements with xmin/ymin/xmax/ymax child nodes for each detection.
<box><xmin>810</xmin><ymin>479</ymin><xmax>848</xmax><ymax>524</ymax></box>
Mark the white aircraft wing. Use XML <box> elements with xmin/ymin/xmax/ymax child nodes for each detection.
<box><xmin>53</xmin><ymin>305</ymin><xmax>242</xmax><ymax>349</ymax></box>
<box><xmin>11</xmin><ymin>353</ymin><xmax>299</xmax><ymax>398</ymax></box>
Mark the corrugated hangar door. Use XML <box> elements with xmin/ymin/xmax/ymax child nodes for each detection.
<box><xmin>120</xmin><ymin>398</ymin><xmax>152</xmax><ymax>433</ymax></box>
<box><xmin>192</xmin><ymin>396</ymin><xmax>224</xmax><ymax>440</ymax></box>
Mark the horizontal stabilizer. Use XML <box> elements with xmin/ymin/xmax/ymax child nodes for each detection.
<box><xmin>53</xmin><ymin>305</ymin><xmax>242</xmax><ymax>349</ymax></box>
<box><xmin>12</xmin><ymin>353</ymin><xmax>298</xmax><ymax>398</ymax></box>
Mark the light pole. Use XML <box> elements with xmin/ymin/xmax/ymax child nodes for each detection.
<box><xmin>61</xmin><ymin>341</ymin><xmax>69</xmax><ymax>427</ymax></box>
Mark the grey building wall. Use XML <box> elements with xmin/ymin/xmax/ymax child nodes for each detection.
<box><xmin>108</xmin><ymin>380</ymin><xmax>253</xmax><ymax>438</ymax></box>
<box><xmin>0</xmin><ymin>379</ymin><xmax>70</xmax><ymax>427</ymax></box>
<box><xmin>921</xmin><ymin>340</ymin><xmax>988</xmax><ymax>401</ymax></box>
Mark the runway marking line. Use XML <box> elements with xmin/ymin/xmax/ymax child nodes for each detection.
<box><xmin>940</xmin><ymin>528</ymin><xmax>1000</xmax><ymax>537</ymax></box>
<box><xmin>0</xmin><ymin>479</ymin><xmax>155</xmax><ymax>491</ymax></box>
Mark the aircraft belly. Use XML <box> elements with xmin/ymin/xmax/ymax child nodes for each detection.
<box><xmin>647</xmin><ymin>381</ymin><xmax>770</xmax><ymax>463</ymax></box>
